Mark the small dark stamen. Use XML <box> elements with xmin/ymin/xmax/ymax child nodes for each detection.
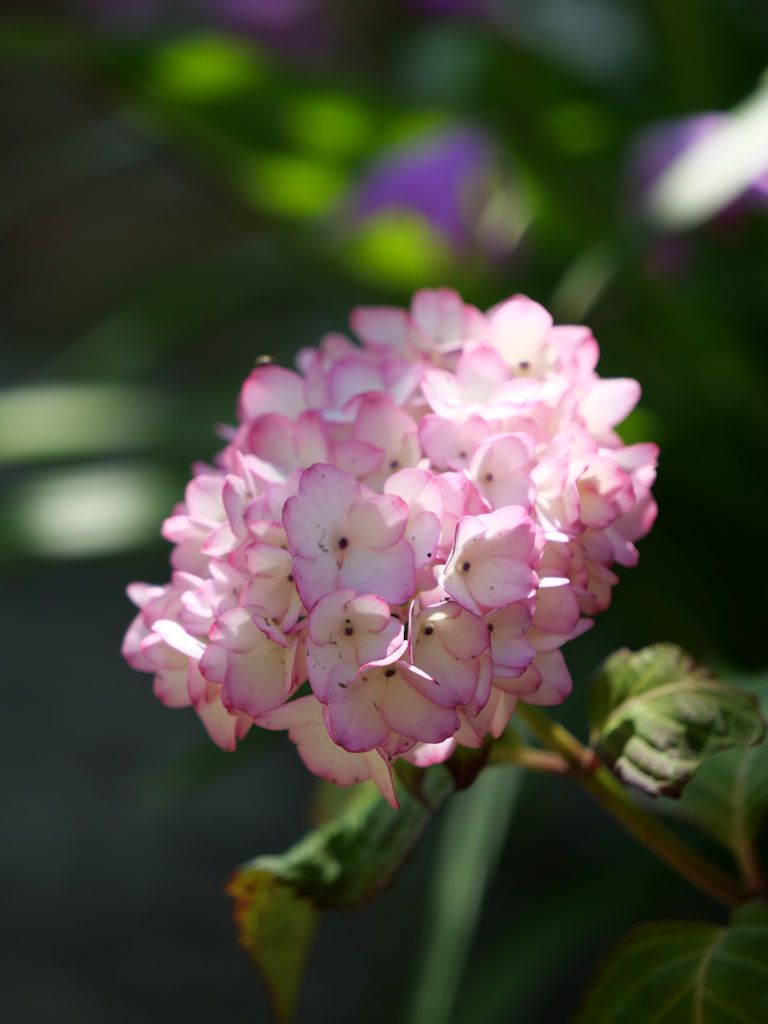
<box><xmin>287</xmin><ymin>574</ymin><xmax>294</xmax><ymax>582</ymax></box>
<box><xmin>426</xmin><ymin>552</ymin><xmax>432</xmax><ymax>559</ymax></box>
<box><xmin>485</xmin><ymin>473</ymin><xmax>494</xmax><ymax>482</ymax></box>
<box><xmin>338</xmin><ymin>537</ymin><xmax>349</xmax><ymax>549</ymax></box>
<box><xmin>344</xmin><ymin>627</ymin><xmax>354</xmax><ymax>636</ymax></box>
<box><xmin>519</xmin><ymin>361</ymin><xmax>530</xmax><ymax>370</ymax></box>
<box><xmin>424</xmin><ymin>626</ymin><xmax>434</xmax><ymax>636</ymax></box>
<box><xmin>487</xmin><ymin>623</ymin><xmax>494</xmax><ymax>632</ymax></box>
<box><xmin>462</xmin><ymin>561</ymin><xmax>471</xmax><ymax>572</ymax></box>
<box><xmin>389</xmin><ymin>459</ymin><xmax>399</xmax><ymax>469</ymax></box>
<box><xmin>458</xmin><ymin>450</ymin><xmax>467</xmax><ymax>458</ymax></box>
<box><xmin>385</xmin><ymin>668</ymin><xmax>396</xmax><ymax>678</ymax></box>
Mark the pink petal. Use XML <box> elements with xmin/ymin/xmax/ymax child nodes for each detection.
<box><xmin>350</xmin><ymin>305</ymin><xmax>412</xmax><ymax>352</ymax></box>
<box><xmin>380</xmin><ymin>671</ymin><xmax>458</xmax><ymax>743</ymax></box>
<box><xmin>347</xmin><ymin>494</ymin><xmax>408</xmax><ymax>551</ymax></box>
<box><xmin>308</xmin><ymin>589</ymin><xmax>356</xmax><ymax>644</ymax></box>
<box><xmin>340</xmin><ymin>541</ymin><xmax>415</xmax><ymax>605</ymax></box>
<box><xmin>533</xmin><ymin>578</ymin><xmax>580</xmax><ymax>635</ymax></box>
<box><xmin>196</xmin><ymin>697</ymin><xmax>240</xmax><ymax>751</ymax></box>
<box><xmin>404</xmin><ymin>737</ymin><xmax>457</xmax><ymax>767</ymax></box>
<box><xmin>238</xmin><ymin>365</ymin><xmax>306</xmax><ymax>421</ymax></box>
<box><xmin>581</xmin><ymin>378</ymin><xmax>641</xmax><ymax>433</ymax></box>
<box><xmin>221</xmin><ymin>635</ymin><xmax>294</xmax><ymax>716</ymax></box>
<box><xmin>152</xmin><ymin>667</ymin><xmax>192</xmax><ymax>708</ymax></box>
<box><xmin>488</xmin><ymin>295</ymin><xmax>552</xmax><ymax>367</ymax></box>
<box><xmin>283</xmin><ymin>463</ymin><xmax>362</xmax><ymax>559</ymax></box>
<box><xmin>152</xmin><ymin>619</ymin><xmax>205</xmax><ymax>660</ymax></box>
<box><xmin>326</xmin><ymin>672</ymin><xmax>390</xmax><ymax>752</ymax></box>
<box><xmin>290</xmin><ymin>551</ymin><xmax>340</xmax><ymax>610</ymax></box>
<box><xmin>522</xmin><ymin>650</ymin><xmax>573</xmax><ymax>706</ymax></box>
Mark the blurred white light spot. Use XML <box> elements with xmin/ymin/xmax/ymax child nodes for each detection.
<box><xmin>11</xmin><ymin>463</ymin><xmax>172</xmax><ymax>558</ymax></box>
<box><xmin>649</xmin><ymin>85</ymin><xmax>768</xmax><ymax>229</ymax></box>
<box><xmin>0</xmin><ymin>384</ymin><xmax>160</xmax><ymax>464</ymax></box>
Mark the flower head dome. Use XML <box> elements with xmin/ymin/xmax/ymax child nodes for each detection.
<box><xmin>123</xmin><ymin>288</ymin><xmax>657</xmax><ymax>807</ymax></box>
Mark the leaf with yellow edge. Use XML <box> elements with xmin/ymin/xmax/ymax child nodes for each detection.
<box><xmin>229</xmin><ymin>767</ymin><xmax>454</xmax><ymax>1021</ymax></box>
<box><xmin>229</xmin><ymin>870</ymin><xmax>316</xmax><ymax>1024</ymax></box>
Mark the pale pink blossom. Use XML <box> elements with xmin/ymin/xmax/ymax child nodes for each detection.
<box><xmin>441</xmin><ymin>506</ymin><xmax>541</xmax><ymax>616</ymax></box>
<box><xmin>123</xmin><ymin>287</ymin><xmax>657</xmax><ymax>798</ymax></box>
<box><xmin>306</xmin><ymin>589</ymin><xmax>406</xmax><ymax>698</ymax></box>
<box><xmin>283</xmin><ymin>463</ymin><xmax>415</xmax><ymax>608</ymax></box>
<box><xmin>201</xmin><ymin>605</ymin><xmax>298</xmax><ymax>717</ymax></box>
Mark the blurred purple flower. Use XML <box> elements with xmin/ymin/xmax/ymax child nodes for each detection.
<box><xmin>213</xmin><ymin>0</ymin><xmax>332</xmax><ymax>55</ymax></box>
<box><xmin>355</xmin><ymin>128</ymin><xmax>494</xmax><ymax>251</ymax></box>
<box><xmin>628</xmin><ymin>113</ymin><xmax>768</xmax><ymax>219</ymax></box>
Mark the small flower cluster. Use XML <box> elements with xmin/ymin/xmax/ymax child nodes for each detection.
<box><xmin>123</xmin><ymin>289</ymin><xmax>657</xmax><ymax>806</ymax></box>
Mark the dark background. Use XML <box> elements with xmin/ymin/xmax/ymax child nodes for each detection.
<box><xmin>2</xmin><ymin>2</ymin><xmax>767</xmax><ymax>1021</ymax></box>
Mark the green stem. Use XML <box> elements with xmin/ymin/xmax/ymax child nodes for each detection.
<box><xmin>489</xmin><ymin>736</ymin><xmax>571</xmax><ymax>776</ymax></box>
<box><xmin>515</xmin><ymin>705</ymin><xmax>747</xmax><ymax>908</ymax></box>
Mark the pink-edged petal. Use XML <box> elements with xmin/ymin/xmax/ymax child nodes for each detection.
<box><xmin>218</xmin><ymin>629</ymin><xmax>295</xmax><ymax>717</ymax></box>
<box><xmin>325</xmin><ymin>673</ymin><xmax>390</xmax><ymax>752</ymax></box>
<box><xmin>521</xmin><ymin>650</ymin><xmax>573</xmax><ymax>706</ymax></box>
<box><xmin>152</xmin><ymin>667</ymin><xmax>191</xmax><ymax>708</ymax></box>
<box><xmin>411</xmin><ymin>287</ymin><xmax>486</xmax><ymax>346</ymax></box>
<box><xmin>308</xmin><ymin>589</ymin><xmax>355</xmax><ymax>644</ymax></box>
<box><xmin>328</xmin><ymin>355</ymin><xmax>383</xmax><ymax>409</ymax></box>
<box><xmin>380</xmin><ymin>671</ymin><xmax>458</xmax><ymax>743</ymax></box>
<box><xmin>196</xmin><ymin>696</ymin><xmax>240</xmax><ymax>751</ymax></box>
<box><xmin>533</xmin><ymin>578</ymin><xmax>580</xmax><ymax>635</ymax></box>
<box><xmin>152</xmin><ymin>619</ymin><xmax>205</xmax><ymax>660</ymax></box>
<box><xmin>238</xmin><ymin>365</ymin><xmax>306</xmax><ymax>421</ymax></box>
<box><xmin>259</xmin><ymin>695</ymin><xmax>397</xmax><ymax>799</ymax></box>
<box><xmin>333</xmin><ymin>440</ymin><xmax>384</xmax><ymax>479</ymax></box>
<box><xmin>350</xmin><ymin>305</ymin><xmax>411</xmax><ymax>351</ymax></box>
<box><xmin>306</xmin><ymin>640</ymin><xmax>354</xmax><ymax>700</ymax></box>
<box><xmin>404</xmin><ymin>737</ymin><xmax>457</xmax><ymax>767</ymax></box>
<box><xmin>283</xmin><ymin>463</ymin><xmax>361</xmax><ymax>558</ymax></box>
<box><xmin>410</xmin><ymin>637</ymin><xmax>480</xmax><ymax>707</ymax></box>
<box><xmin>290</xmin><ymin>552</ymin><xmax>339</xmax><ymax>610</ymax></box>
<box><xmin>423</xmin><ymin>415</ymin><xmax>492</xmax><ymax>471</ymax></box>
<box><xmin>209</xmin><ymin>606</ymin><xmax>265</xmax><ymax>654</ymax></box>
<box><xmin>403</xmin><ymin>510</ymin><xmax>441</xmax><ymax>568</ymax></box>
<box><xmin>463</xmin><ymin>655</ymin><xmax>493</xmax><ymax>718</ymax></box>
<box><xmin>489</xmin><ymin>295</ymin><xmax>552</xmax><ymax>367</ymax></box>
<box><xmin>340</xmin><ymin>542</ymin><xmax>415</xmax><ymax>606</ymax></box>
<box><xmin>346</xmin><ymin>494</ymin><xmax>408</xmax><ymax>551</ymax></box>
<box><xmin>465</xmin><ymin>555</ymin><xmax>538</xmax><ymax>610</ymax></box>
<box><xmin>581</xmin><ymin>378</ymin><xmax>641</xmax><ymax>433</ymax></box>
<box><xmin>355</xmin><ymin>621</ymin><xmax>406</xmax><ymax>668</ymax></box>
<box><xmin>364</xmin><ymin>751</ymin><xmax>399</xmax><ymax>808</ymax></box>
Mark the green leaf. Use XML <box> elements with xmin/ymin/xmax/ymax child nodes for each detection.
<box><xmin>229</xmin><ymin>871</ymin><xmax>316</xmax><ymax>1024</ymax></box>
<box><xmin>577</xmin><ymin>902</ymin><xmax>768</xmax><ymax>1023</ymax></box>
<box><xmin>228</xmin><ymin>767</ymin><xmax>454</xmax><ymax>1022</ymax></box>
<box><xmin>677</xmin><ymin>674</ymin><xmax>768</xmax><ymax>882</ymax></box>
<box><xmin>406</xmin><ymin>767</ymin><xmax>522</xmax><ymax>1024</ymax></box>
<box><xmin>590</xmin><ymin>645</ymin><xmax>765</xmax><ymax>798</ymax></box>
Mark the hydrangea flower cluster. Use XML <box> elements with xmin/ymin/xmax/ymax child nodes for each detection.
<box><xmin>123</xmin><ymin>289</ymin><xmax>657</xmax><ymax>807</ymax></box>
